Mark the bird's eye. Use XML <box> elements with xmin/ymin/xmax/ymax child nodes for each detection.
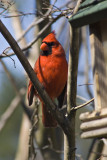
<box><xmin>48</xmin><ymin>42</ymin><xmax>55</xmax><ymax>47</ymax></box>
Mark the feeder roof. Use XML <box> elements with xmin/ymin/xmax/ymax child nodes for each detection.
<box><xmin>69</xmin><ymin>0</ymin><xmax>107</xmax><ymax>27</ymax></box>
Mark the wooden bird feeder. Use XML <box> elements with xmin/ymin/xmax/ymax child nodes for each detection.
<box><xmin>69</xmin><ymin>0</ymin><xmax>107</xmax><ymax>139</ymax></box>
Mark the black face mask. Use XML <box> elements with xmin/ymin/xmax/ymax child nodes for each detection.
<box><xmin>41</xmin><ymin>41</ymin><xmax>55</xmax><ymax>56</ymax></box>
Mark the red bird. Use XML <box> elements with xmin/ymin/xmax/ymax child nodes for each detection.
<box><xmin>27</xmin><ymin>31</ymin><xmax>68</xmax><ymax>127</ymax></box>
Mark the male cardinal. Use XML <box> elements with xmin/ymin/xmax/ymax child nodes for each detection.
<box><xmin>27</xmin><ymin>31</ymin><xmax>68</xmax><ymax>127</ymax></box>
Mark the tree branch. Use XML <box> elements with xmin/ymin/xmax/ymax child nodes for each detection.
<box><xmin>64</xmin><ymin>26</ymin><xmax>79</xmax><ymax>160</ymax></box>
<box><xmin>64</xmin><ymin>0</ymin><xmax>82</xmax><ymax>159</ymax></box>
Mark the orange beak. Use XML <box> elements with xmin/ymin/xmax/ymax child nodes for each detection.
<box><xmin>40</xmin><ymin>42</ymin><xmax>49</xmax><ymax>51</ymax></box>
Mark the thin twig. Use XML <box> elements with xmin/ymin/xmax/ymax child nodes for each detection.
<box><xmin>78</xmin><ymin>83</ymin><xmax>93</xmax><ymax>86</ymax></box>
<box><xmin>68</xmin><ymin>0</ymin><xmax>82</xmax><ymax>19</ymax></box>
<box><xmin>2</xmin><ymin>47</ymin><xmax>16</xmax><ymax>68</ymax></box>
<box><xmin>28</xmin><ymin>120</ymin><xmax>38</xmax><ymax>160</ymax></box>
<box><xmin>17</xmin><ymin>18</ymin><xmax>43</xmax><ymax>42</ymax></box>
<box><xmin>3</xmin><ymin>12</ymin><xmax>36</xmax><ymax>18</ymax></box>
<box><xmin>17</xmin><ymin>3</ymin><xmax>56</xmax><ymax>43</ymax></box>
<box><xmin>0</xmin><ymin>13</ymin><xmax>62</xmax><ymax>59</ymax></box>
<box><xmin>0</xmin><ymin>0</ymin><xmax>14</xmax><ymax>14</ymax></box>
<box><xmin>34</xmin><ymin>140</ymin><xmax>64</xmax><ymax>154</ymax></box>
<box><xmin>73</xmin><ymin>0</ymin><xmax>82</xmax><ymax>14</ymax></box>
<box><xmin>0</xmin><ymin>3</ymin><xmax>75</xmax><ymax>59</ymax></box>
<box><xmin>16</xmin><ymin>13</ymin><xmax>64</xmax><ymax>51</ymax></box>
<box><xmin>28</xmin><ymin>104</ymin><xmax>39</xmax><ymax>160</ymax></box>
<box><xmin>22</xmin><ymin>20</ymin><xmax>53</xmax><ymax>51</ymax></box>
<box><xmin>60</xmin><ymin>97</ymin><xmax>94</xmax><ymax>112</ymax></box>
<box><xmin>71</xmin><ymin>98</ymin><xmax>94</xmax><ymax>111</ymax></box>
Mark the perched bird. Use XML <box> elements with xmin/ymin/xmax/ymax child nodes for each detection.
<box><xmin>27</xmin><ymin>31</ymin><xmax>68</xmax><ymax>127</ymax></box>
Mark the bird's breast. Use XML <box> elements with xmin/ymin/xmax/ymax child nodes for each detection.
<box><xmin>35</xmin><ymin>55</ymin><xmax>68</xmax><ymax>98</ymax></box>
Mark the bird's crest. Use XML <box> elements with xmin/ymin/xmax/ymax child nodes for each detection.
<box><xmin>51</xmin><ymin>30</ymin><xmax>56</xmax><ymax>35</ymax></box>
<box><xmin>42</xmin><ymin>31</ymin><xmax>57</xmax><ymax>43</ymax></box>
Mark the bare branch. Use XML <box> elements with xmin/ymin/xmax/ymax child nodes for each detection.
<box><xmin>34</xmin><ymin>137</ymin><xmax>64</xmax><ymax>154</ymax></box>
<box><xmin>1</xmin><ymin>47</ymin><xmax>16</xmax><ymax>68</ymax></box>
<box><xmin>64</xmin><ymin>1</ymin><xmax>82</xmax><ymax>159</ymax></box>
<box><xmin>60</xmin><ymin>97</ymin><xmax>94</xmax><ymax>112</ymax></box>
<box><xmin>78</xmin><ymin>83</ymin><xmax>93</xmax><ymax>86</ymax></box>
<box><xmin>17</xmin><ymin>13</ymin><xmax>65</xmax><ymax>51</ymax></box>
<box><xmin>0</xmin><ymin>12</ymin><xmax>63</xmax><ymax>59</ymax></box>
<box><xmin>17</xmin><ymin>2</ymin><xmax>56</xmax><ymax>42</ymax></box>
<box><xmin>0</xmin><ymin>2</ymin><xmax>75</xmax><ymax>59</ymax></box>
<box><xmin>71</xmin><ymin>98</ymin><xmax>94</xmax><ymax>111</ymax></box>
<box><xmin>17</xmin><ymin>18</ymin><xmax>43</xmax><ymax>42</ymax></box>
<box><xmin>73</xmin><ymin>0</ymin><xmax>82</xmax><ymax>15</ymax></box>
<box><xmin>0</xmin><ymin>0</ymin><xmax>14</xmax><ymax>14</ymax></box>
<box><xmin>68</xmin><ymin>0</ymin><xmax>82</xmax><ymax>19</ymax></box>
<box><xmin>28</xmin><ymin>113</ymin><xmax>38</xmax><ymax>159</ymax></box>
<box><xmin>3</xmin><ymin>12</ymin><xmax>36</xmax><ymax>18</ymax></box>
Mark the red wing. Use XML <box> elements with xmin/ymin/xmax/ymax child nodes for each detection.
<box><xmin>57</xmin><ymin>83</ymin><xmax>67</xmax><ymax>108</ymax></box>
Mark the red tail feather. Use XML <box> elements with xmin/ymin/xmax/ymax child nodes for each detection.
<box><xmin>42</xmin><ymin>103</ymin><xmax>57</xmax><ymax>127</ymax></box>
